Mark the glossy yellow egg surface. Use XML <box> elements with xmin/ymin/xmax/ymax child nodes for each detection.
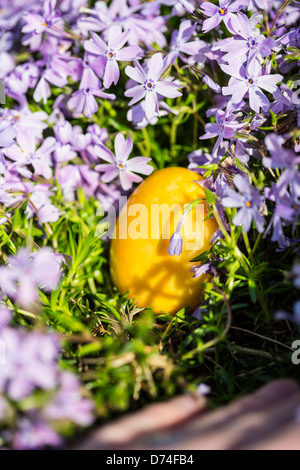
<box><xmin>110</xmin><ymin>167</ymin><xmax>218</xmax><ymax>314</ymax></box>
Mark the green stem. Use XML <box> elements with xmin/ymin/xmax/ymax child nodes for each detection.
<box><xmin>251</xmin><ymin>233</ymin><xmax>262</xmax><ymax>257</ymax></box>
<box><xmin>242</xmin><ymin>232</ymin><xmax>255</xmax><ymax>265</ymax></box>
<box><xmin>269</xmin><ymin>0</ymin><xmax>291</xmax><ymax>32</ymax></box>
<box><xmin>212</xmin><ymin>205</ymin><xmax>230</xmax><ymax>243</ymax></box>
<box><xmin>193</xmin><ymin>97</ymin><xmax>198</xmax><ymax>148</ymax></box>
<box><xmin>170</xmin><ymin>117</ymin><xmax>178</xmax><ymax>157</ymax></box>
<box><xmin>141</xmin><ymin>127</ymin><xmax>151</xmax><ymax>159</ymax></box>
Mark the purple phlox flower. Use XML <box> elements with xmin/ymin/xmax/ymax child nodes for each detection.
<box><xmin>0</xmin><ymin>31</ymin><xmax>14</xmax><ymax>53</ymax></box>
<box><xmin>68</xmin><ymin>69</ymin><xmax>116</xmax><ymax>118</ymax></box>
<box><xmin>168</xmin><ymin>201</ymin><xmax>201</xmax><ymax>256</ymax></box>
<box><xmin>199</xmin><ymin>164</ymin><xmax>239</xmax><ymax>205</ymax></box>
<box><xmin>291</xmin><ymin>263</ymin><xmax>300</xmax><ymax>289</ymax></box>
<box><xmin>78</xmin><ymin>166</ymin><xmax>100</xmax><ymax>198</ymax></box>
<box><xmin>78</xmin><ymin>59</ymin><xmax>105</xmax><ymax>92</ymax></box>
<box><xmin>264</xmin><ymin>134</ymin><xmax>300</xmax><ymax>200</ymax></box>
<box><xmin>191</xmin><ymin>305</ymin><xmax>205</xmax><ymax>320</ymax></box>
<box><xmin>202</xmin><ymin>73</ymin><xmax>222</xmax><ymax>94</ymax></box>
<box><xmin>204</xmin><ymin>45</ymin><xmax>228</xmax><ymax>68</ymax></box>
<box><xmin>147</xmin><ymin>0</ymin><xmax>195</xmax><ymax>16</ymax></box>
<box><xmin>168</xmin><ymin>231</ymin><xmax>183</xmax><ymax>256</ymax></box>
<box><xmin>229</xmin><ymin>140</ymin><xmax>250</xmax><ymax>164</ymax></box>
<box><xmin>168</xmin><ymin>228</ymin><xmax>183</xmax><ymax>256</ymax></box>
<box><xmin>0</xmin><ymin>304</ymin><xmax>13</xmax><ymax>330</ymax></box>
<box><xmin>200</xmin><ymin>103</ymin><xmax>244</xmax><ymax>157</ymax></box>
<box><xmin>95</xmin><ymin>133</ymin><xmax>153</xmax><ymax>191</ymax></box>
<box><xmin>275</xmin><ymin>27</ymin><xmax>300</xmax><ymax>53</ymax></box>
<box><xmin>7</xmin><ymin>107</ymin><xmax>48</xmax><ymax>145</ymax></box>
<box><xmin>13</xmin><ymin>418</ymin><xmax>62</xmax><ymax>450</ymax></box>
<box><xmin>197</xmin><ymin>383</ymin><xmax>212</xmax><ymax>396</ymax></box>
<box><xmin>25</xmin><ymin>189</ymin><xmax>60</xmax><ymax>224</ymax></box>
<box><xmin>0</xmin><ymin>326</ymin><xmax>94</xmax><ymax>449</ymax></box>
<box><xmin>127</xmin><ymin>96</ymin><xmax>179</xmax><ymax>129</ymax></box>
<box><xmin>81</xmin><ymin>52</ymin><xmax>106</xmax><ymax>83</ymax></box>
<box><xmin>22</xmin><ymin>0</ymin><xmax>63</xmax><ymax>50</ymax></box>
<box><xmin>248</xmin><ymin>113</ymin><xmax>267</xmax><ymax>131</ymax></box>
<box><xmin>0</xmin><ymin>210</ymin><xmax>11</xmax><ymax>226</ymax></box>
<box><xmin>275</xmin><ymin>300</ymin><xmax>300</xmax><ymax>326</ymax></box>
<box><xmin>221</xmin><ymin>60</ymin><xmax>283</xmax><ymax>113</ymax></box>
<box><xmin>222</xmin><ymin>174</ymin><xmax>265</xmax><ymax>232</ymax></box>
<box><xmin>0</xmin><ymin>152</ymin><xmax>7</xmax><ymax>177</ymax></box>
<box><xmin>57</xmin><ymin>165</ymin><xmax>98</xmax><ymax>201</ymax></box>
<box><xmin>0</xmin><ymin>395</ymin><xmax>10</xmax><ymax>422</ymax></box>
<box><xmin>0</xmin><ymin>120</ymin><xmax>16</xmax><ymax>149</ymax></box>
<box><xmin>166</xmin><ymin>0</ymin><xmax>195</xmax><ymax>16</ymax></box>
<box><xmin>44</xmin><ymin>371</ymin><xmax>94</xmax><ymax>427</ymax></box>
<box><xmin>180</xmin><ymin>0</ymin><xmax>196</xmax><ymax>13</ymax></box>
<box><xmin>57</xmin><ymin>166</ymin><xmax>79</xmax><ymax>201</ymax></box>
<box><xmin>200</xmin><ymin>0</ymin><xmax>247</xmax><ymax>34</ymax></box>
<box><xmin>263</xmin><ymin>185</ymin><xmax>298</xmax><ymax>242</ymax></box>
<box><xmin>30</xmin><ymin>247</ymin><xmax>65</xmax><ymax>290</ymax></box>
<box><xmin>54</xmin><ymin>119</ymin><xmax>73</xmax><ymax>146</ymax></box>
<box><xmin>84</xmin><ymin>26</ymin><xmax>143</xmax><ymax>89</ymax></box>
<box><xmin>22</xmin><ymin>0</ymin><xmax>61</xmax><ymax>35</ymax></box>
<box><xmin>213</xmin><ymin>12</ymin><xmax>275</xmax><ymax>75</ymax></box>
<box><xmin>190</xmin><ymin>66</ymin><xmax>222</xmax><ymax>93</ymax></box>
<box><xmin>271</xmin><ymin>84</ymin><xmax>300</xmax><ymax>125</ymax></box>
<box><xmin>58</xmin><ymin>0</ymin><xmax>88</xmax><ymax>22</ymax></box>
<box><xmin>169</xmin><ymin>20</ymin><xmax>204</xmax><ymax>62</ymax></box>
<box><xmin>0</xmin><ymin>177</ymin><xmax>35</xmax><ymax>210</ymax></box>
<box><xmin>190</xmin><ymin>260</ymin><xmax>218</xmax><ymax>278</ymax></box>
<box><xmin>5</xmin><ymin>63</ymin><xmax>39</xmax><ymax>106</ymax></box>
<box><xmin>0</xmin><ymin>247</ymin><xmax>62</xmax><ymax>309</ymax></box>
<box><xmin>269</xmin><ymin>3</ymin><xmax>300</xmax><ymax>30</ymax></box>
<box><xmin>54</xmin><ymin>143</ymin><xmax>77</xmax><ymax>164</ymax></box>
<box><xmin>124</xmin><ymin>53</ymin><xmax>182</xmax><ymax>121</ymax></box>
<box><xmin>3</xmin><ymin>134</ymin><xmax>55</xmax><ymax>180</ymax></box>
<box><xmin>0</xmin><ymin>0</ymin><xmax>33</xmax><ymax>31</ymax></box>
<box><xmin>188</xmin><ymin>149</ymin><xmax>220</xmax><ymax>174</ymax></box>
<box><xmin>70</xmin><ymin>125</ymin><xmax>93</xmax><ymax>152</ymax></box>
<box><xmin>0</xmin><ymin>50</ymin><xmax>15</xmax><ymax>80</ymax></box>
<box><xmin>78</xmin><ymin>0</ymin><xmax>167</xmax><ymax>48</ymax></box>
<box><xmin>205</xmin><ymin>94</ymin><xmax>233</xmax><ymax>118</ymax></box>
<box><xmin>33</xmin><ymin>55</ymin><xmax>76</xmax><ymax>105</ymax></box>
<box><xmin>97</xmin><ymin>181</ymin><xmax>121</xmax><ymax>211</ymax></box>
<box><xmin>0</xmin><ymin>327</ymin><xmax>59</xmax><ymax>400</ymax></box>
<box><xmin>87</xmin><ymin>124</ymin><xmax>108</xmax><ymax>145</ymax></box>
<box><xmin>275</xmin><ymin>236</ymin><xmax>300</xmax><ymax>254</ymax></box>
<box><xmin>85</xmin><ymin>125</ymin><xmax>109</xmax><ymax>162</ymax></box>
<box><xmin>250</xmin><ymin>0</ymin><xmax>272</xmax><ymax>10</ymax></box>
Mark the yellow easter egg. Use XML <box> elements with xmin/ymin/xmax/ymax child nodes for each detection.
<box><xmin>110</xmin><ymin>167</ymin><xmax>218</xmax><ymax>314</ymax></box>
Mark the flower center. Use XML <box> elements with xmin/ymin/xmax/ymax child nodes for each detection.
<box><xmin>219</xmin><ymin>8</ymin><xmax>227</xmax><ymax>16</ymax></box>
<box><xmin>106</xmin><ymin>49</ymin><xmax>115</xmax><ymax>60</ymax></box>
<box><xmin>247</xmin><ymin>38</ymin><xmax>258</xmax><ymax>48</ymax></box>
<box><xmin>246</xmin><ymin>201</ymin><xmax>252</xmax><ymax>208</ymax></box>
<box><xmin>248</xmin><ymin>78</ymin><xmax>254</xmax><ymax>85</ymax></box>
<box><xmin>144</xmin><ymin>79</ymin><xmax>155</xmax><ymax>91</ymax></box>
<box><xmin>117</xmin><ymin>161</ymin><xmax>126</xmax><ymax>170</ymax></box>
<box><xmin>42</xmin><ymin>22</ymin><xmax>47</xmax><ymax>27</ymax></box>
